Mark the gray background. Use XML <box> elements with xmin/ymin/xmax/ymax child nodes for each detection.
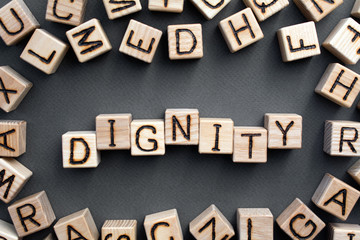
<box><xmin>0</xmin><ymin>0</ymin><xmax>360</xmax><ymax>239</ymax></box>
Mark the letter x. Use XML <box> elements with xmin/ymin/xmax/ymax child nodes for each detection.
<box><xmin>0</xmin><ymin>78</ymin><xmax>17</xmax><ymax>104</ymax></box>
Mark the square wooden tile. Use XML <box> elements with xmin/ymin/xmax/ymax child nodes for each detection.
<box><xmin>144</xmin><ymin>209</ymin><xmax>182</xmax><ymax>240</ymax></box>
<box><xmin>294</xmin><ymin>0</ymin><xmax>343</xmax><ymax>22</ymax></box>
<box><xmin>243</xmin><ymin>0</ymin><xmax>289</xmax><ymax>22</ymax></box>
<box><xmin>190</xmin><ymin>0</ymin><xmax>230</xmax><ymax>20</ymax></box>
<box><xmin>46</xmin><ymin>0</ymin><xmax>88</xmax><ymax>26</ymax></box>
<box><xmin>0</xmin><ymin>120</ymin><xmax>26</xmax><ymax>157</ymax></box>
<box><xmin>103</xmin><ymin>0</ymin><xmax>142</xmax><ymax>20</ymax></box>
<box><xmin>329</xmin><ymin>223</ymin><xmax>360</xmax><ymax>240</ymax></box>
<box><xmin>237</xmin><ymin>208</ymin><xmax>273</xmax><ymax>240</ymax></box>
<box><xmin>102</xmin><ymin>220</ymin><xmax>137</xmax><ymax>240</ymax></box>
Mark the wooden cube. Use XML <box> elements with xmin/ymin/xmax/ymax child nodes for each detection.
<box><xmin>131</xmin><ymin>120</ymin><xmax>165</xmax><ymax>156</ymax></box>
<box><xmin>233</xmin><ymin>127</ymin><xmax>267</xmax><ymax>163</ymax></box>
<box><xmin>264</xmin><ymin>114</ymin><xmax>302</xmax><ymax>149</ymax></box>
<box><xmin>168</xmin><ymin>24</ymin><xmax>203</xmax><ymax>60</ymax></box>
<box><xmin>348</xmin><ymin>159</ymin><xmax>360</xmax><ymax>185</ymax></box>
<box><xmin>243</xmin><ymin>0</ymin><xmax>289</xmax><ymax>22</ymax></box>
<box><xmin>0</xmin><ymin>66</ymin><xmax>32</xmax><ymax>113</ymax></box>
<box><xmin>20</xmin><ymin>29</ymin><xmax>69</xmax><ymax>75</ymax></box>
<box><xmin>46</xmin><ymin>0</ymin><xmax>88</xmax><ymax>26</ymax></box>
<box><xmin>149</xmin><ymin>0</ymin><xmax>183</xmax><ymax>12</ymax></box>
<box><xmin>119</xmin><ymin>20</ymin><xmax>162</xmax><ymax>63</ymax></box>
<box><xmin>312</xmin><ymin>173</ymin><xmax>360</xmax><ymax>221</ymax></box>
<box><xmin>8</xmin><ymin>191</ymin><xmax>56</xmax><ymax>237</ymax></box>
<box><xmin>144</xmin><ymin>209</ymin><xmax>182</xmax><ymax>240</ymax></box>
<box><xmin>0</xmin><ymin>219</ymin><xmax>20</xmax><ymax>240</ymax></box>
<box><xmin>0</xmin><ymin>157</ymin><xmax>32</xmax><ymax>203</ymax></box>
<box><xmin>103</xmin><ymin>0</ymin><xmax>142</xmax><ymax>20</ymax></box>
<box><xmin>66</xmin><ymin>18</ymin><xmax>112</xmax><ymax>63</ymax></box>
<box><xmin>62</xmin><ymin>131</ymin><xmax>101</xmax><ymax>168</ymax></box>
<box><xmin>102</xmin><ymin>220</ymin><xmax>137</xmax><ymax>240</ymax></box>
<box><xmin>324</xmin><ymin>120</ymin><xmax>360</xmax><ymax>157</ymax></box>
<box><xmin>190</xmin><ymin>0</ymin><xmax>230</xmax><ymax>20</ymax></box>
<box><xmin>54</xmin><ymin>208</ymin><xmax>99</xmax><ymax>240</ymax></box>
<box><xmin>277</xmin><ymin>21</ymin><xmax>320</xmax><ymax>62</ymax></box>
<box><xmin>237</xmin><ymin>208</ymin><xmax>273</xmax><ymax>240</ymax></box>
<box><xmin>352</xmin><ymin>0</ymin><xmax>360</xmax><ymax>18</ymax></box>
<box><xmin>219</xmin><ymin>8</ymin><xmax>264</xmax><ymax>53</ymax></box>
<box><xmin>165</xmin><ymin>108</ymin><xmax>199</xmax><ymax>145</ymax></box>
<box><xmin>329</xmin><ymin>223</ymin><xmax>360</xmax><ymax>240</ymax></box>
<box><xmin>276</xmin><ymin>198</ymin><xmax>325</xmax><ymax>240</ymax></box>
<box><xmin>96</xmin><ymin>114</ymin><xmax>132</xmax><ymax>150</ymax></box>
<box><xmin>0</xmin><ymin>120</ymin><xmax>26</xmax><ymax>157</ymax></box>
<box><xmin>294</xmin><ymin>0</ymin><xmax>343</xmax><ymax>22</ymax></box>
<box><xmin>0</xmin><ymin>0</ymin><xmax>39</xmax><ymax>46</ymax></box>
<box><xmin>323</xmin><ymin>18</ymin><xmax>360</xmax><ymax>65</ymax></box>
<box><xmin>190</xmin><ymin>204</ymin><xmax>235</xmax><ymax>240</ymax></box>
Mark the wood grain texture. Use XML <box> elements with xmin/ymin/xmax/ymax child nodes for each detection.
<box><xmin>190</xmin><ymin>0</ymin><xmax>230</xmax><ymax>20</ymax></box>
<box><xmin>243</xmin><ymin>0</ymin><xmax>289</xmax><ymax>22</ymax></box>
<box><xmin>352</xmin><ymin>0</ymin><xmax>360</xmax><ymax>18</ymax></box>
<box><xmin>102</xmin><ymin>220</ymin><xmax>137</xmax><ymax>240</ymax></box>
<box><xmin>237</xmin><ymin>208</ymin><xmax>273</xmax><ymax>240</ymax></box>
<box><xmin>294</xmin><ymin>0</ymin><xmax>343</xmax><ymax>22</ymax></box>
<box><xmin>103</xmin><ymin>0</ymin><xmax>142</xmax><ymax>20</ymax></box>
<box><xmin>0</xmin><ymin>120</ymin><xmax>26</xmax><ymax>157</ymax></box>
<box><xmin>348</xmin><ymin>159</ymin><xmax>360</xmax><ymax>185</ymax></box>
<box><xmin>329</xmin><ymin>223</ymin><xmax>360</xmax><ymax>240</ymax></box>
<box><xmin>149</xmin><ymin>0</ymin><xmax>183</xmax><ymax>12</ymax></box>
<box><xmin>8</xmin><ymin>191</ymin><xmax>56</xmax><ymax>237</ymax></box>
<box><xmin>0</xmin><ymin>219</ymin><xmax>20</xmax><ymax>240</ymax></box>
<box><xmin>46</xmin><ymin>0</ymin><xmax>88</xmax><ymax>26</ymax></box>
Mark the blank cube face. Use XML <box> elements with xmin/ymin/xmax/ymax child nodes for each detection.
<box><xmin>62</xmin><ymin>131</ymin><xmax>101</xmax><ymax>168</ymax></box>
<box><xmin>276</xmin><ymin>198</ymin><xmax>325</xmax><ymax>240</ymax></box>
<box><xmin>131</xmin><ymin>120</ymin><xmax>165</xmax><ymax>156</ymax></box>
<box><xmin>277</xmin><ymin>21</ymin><xmax>320</xmax><ymax>62</ymax></box>
<box><xmin>20</xmin><ymin>29</ymin><xmax>69</xmax><ymax>75</ymax></box>
<box><xmin>233</xmin><ymin>127</ymin><xmax>267</xmax><ymax>163</ymax></box>
<box><xmin>294</xmin><ymin>0</ymin><xmax>343</xmax><ymax>22</ymax></box>
<box><xmin>0</xmin><ymin>0</ymin><xmax>39</xmax><ymax>46</ymax></box>
<box><xmin>237</xmin><ymin>208</ymin><xmax>273</xmax><ymax>240</ymax></box>
<box><xmin>103</xmin><ymin>0</ymin><xmax>142</xmax><ymax>20</ymax></box>
<box><xmin>8</xmin><ymin>191</ymin><xmax>56</xmax><ymax>237</ymax></box>
<box><xmin>120</xmin><ymin>20</ymin><xmax>162</xmax><ymax>63</ymax></box>
<box><xmin>96</xmin><ymin>114</ymin><xmax>132</xmax><ymax>150</ymax></box>
<box><xmin>144</xmin><ymin>209</ymin><xmax>182</xmax><ymax>240</ymax></box>
<box><xmin>0</xmin><ymin>66</ymin><xmax>32</xmax><ymax>113</ymax></box>
<box><xmin>329</xmin><ymin>223</ymin><xmax>360</xmax><ymax>240</ymax></box>
<box><xmin>243</xmin><ymin>0</ymin><xmax>289</xmax><ymax>22</ymax></box>
<box><xmin>102</xmin><ymin>220</ymin><xmax>137</xmax><ymax>240</ymax></box>
<box><xmin>190</xmin><ymin>204</ymin><xmax>235</xmax><ymax>240</ymax></box>
<box><xmin>0</xmin><ymin>120</ymin><xmax>26</xmax><ymax>157</ymax></box>
<box><xmin>219</xmin><ymin>8</ymin><xmax>264</xmax><ymax>53</ymax></box>
<box><xmin>190</xmin><ymin>0</ymin><xmax>230</xmax><ymax>20</ymax></box>
<box><xmin>46</xmin><ymin>0</ymin><xmax>88</xmax><ymax>26</ymax></box>
<box><xmin>323</xmin><ymin>18</ymin><xmax>360</xmax><ymax>65</ymax></box>
<box><xmin>0</xmin><ymin>220</ymin><xmax>19</xmax><ymax>240</ymax></box>
<box><xmin>352</xmin><ymin>0</ymin><xmax>360</xmax><ymax>18</ymax></box>
<box><xmin>66</xmin><ymin>18</ymin><xmax>112</xmax><ymax>63</ymax></box>
<box><xmin>264</xmin><ymin>114</ymin><xmax>302</xmax><ymax>149</ymax></box>
<box><xmin>149</xmin><ymin>0</ymin><xmax>183</xmax><ymax>12</ymax></box>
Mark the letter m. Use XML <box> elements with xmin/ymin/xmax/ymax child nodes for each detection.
<box><xmin>0</xmin><ymin>169</ymin><xmax>15</xmax><ymax>200</ymax></box>
<box><xmin>72</xmin><ymin>26</ymin><xmax>103</xmax><ymax>55</ymax></box>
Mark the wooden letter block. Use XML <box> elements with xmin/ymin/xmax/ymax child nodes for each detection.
<box><xmin>276</xmin><ymin>198</ymin><xmax>325</xmax><ymax>240</ymax></box>
<box><xmin>54</xmin><ymin>208</ymin><xmax>99</xmax><ymax>240</ymax></box>
<box><xmin>96</xmin><ymin>114</ymin><xmax>132</xmax><ymax>150</ymax></box>
<box><xmin>233</xmin><ymin>127</ymin><xmax>267</xmax><ymax>163</ymax></box>
<box><xmin>352</xmin><ymin>0</ymin><xmax>360</xmax><ymax>19</ymax></box>
<box><xmin>0</xmin><ymin>0</ymin><xmax>39</xmax><ymax>46</ymax></box>
<box><xmin>348</xmin><ymin>159</ymin><xmax>360</xmax><ymax>185</ymax></box>
<box><xmin>237</xmin><ymin>208</ymin><xmax>273</xmax><ymax>240</ymax></box>
<box><xmin>119</xmin><ymin>20</ymin><xmax>162</xmax><ymax>63</ymax></box>
<box><xmin>219</xmin><ymin>8</ymin><xmax>263</xmax><ymax>53</ymax></box>
<box><xmin>329</xmin><ymin>223</ymin><xmax>360</xmax><ymax>240</ymax></box>
<box><xmin>264</xmin><ymin>114</ymin><xmax>302</xmax><ymax>149</ymax></box>
<box><xmin>294</xmin><ymin>0</ymin><xmax>343</xmax><ymax>22</ymax></box>
<box><xmin>8</xmin><ymin>191</ymin><xmax>56</xmax><ymax>237</ymax></box>
<box><xmin>46</xmin><ymin>0</ymin><xmax>88</xmax><ymax>26</ymax></box>
<box><xmin>243</xmin><ymin>0</ymin><xmax>289</xmax><ymax>22</ymax></box>
<box><xmin>0</xmin><ymin>220</ymin><xmax>20</xmax><ymax>240</ymax></box>
<box><xmin>323</xmin><ymin>18</ymin><xmax>360</xmax><ymax>65</ymax></box>
<box><xmin>144</xmin><ymin>209</ymin><xmax>182</xmax><ymax>240</ymax></box>
<box><xmin>165</xmin><ymin>109</ymin><xmax>199</xmax><ymax>145</ymax></box>
<box><xmin>190</xmin><ymin>204</ymin><xmax>235</xmax><ymax>240</ymax></box>
<box><xmin>149</xmin><ymin>0</ymin><xmax>183</xmax><ymax>12</ymax></box>
<box><xmin>312</xmin><ymin>173</ymin><xmax>360</xmax><ymax>221</ymax></box>
<box><xmin>102</xmin><ymin>220</ymin><xmax>137</xmax><ymax>240</ymax></box>
<box><xmin>131</xmin><ymin>120</ymin><xmax>165</xmax><ymax>156</ymax></box>
<box><xmin>0</xmin><ymin>66</ymin><xmax>32</xmax><ymax>113</ymax></box>
<box><xmin>190</xmin><ymin>0</ymin><xmax>230</xmax><ymax>20</ymax></box>
<box><xmin>324</xmin><ymin>120</ymin><xmax>360</xmax><ymax>157</ymax></box>
<box><xmin>168</xmin><ymin>24</ymin><xmax>203</xmax><ymax>60</ymax></box>
<box><xmin>66</xmin><ymin>18</ymin><xmax>112</xmax><ymax>63</ymax></box>
<box><xmin>0</xmin><ymin>120</ymin><xmax>26</xmax><ymax>157</ymax></box>
<box><xmin>277</xmin><ymin>21</ymin><xmax>320</xmax><ymax>62</ymax></box>
<box><xmin>0</xmin><ymin>157</ymin><xmax>32</xmax><ymax>203</ymax></box>
<box><xmin>62</xmin><ymin>131</ymin><xmax>101</xmax><ymax>168</ymax></box>
<box><xmin>103</xmin><ymin>0</ymin><xmax>142</xmax><ymax>20</ymax></box>
<box><xmin>20</xmin><ymin>29</ymin><xmax>69</xmax><ymax>75</ymax></box>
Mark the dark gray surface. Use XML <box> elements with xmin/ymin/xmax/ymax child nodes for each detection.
<box><xmin>0</xmin><ymin>0</ymin><xmax>360</xmax><ymax>239</ymax></box>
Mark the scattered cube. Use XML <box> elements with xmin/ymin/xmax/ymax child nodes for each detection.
<box><xmin>20</xmin><ymin>29</ymin><xmax>69</xmax><ymax>75</ymax></box>
<box><xmin>190</xmin><ymin>0</ymin><xmax>230</xmax><ymax>20</ymax></box>
<box><xmin>131</xmin><ymin>119</ymin><xmax>165</xmax><ymax>156</ymax></box>
<box><xmin>144</xmin><ymin>209</ymin><xmax>182</xmax><ymax>240</ymax></box>
<box><xmin>348</xmin><ymin>159</ymin><xmax>360</xmax><ymax>185</ymax></box>
<box><xmin>243</xmin><ymin>0</ymin><xmax>289</xmax><ymax>22</ymax></box>
<box><xmin>149</xmin><ymin>0</ymin><xmax>183</xmax><ymax>12</ymax></box>
<box><xmin>276</xmin><ymin>198</ymin><xmax>325</xmax><ymax>240</ymax></box>
<box><xmin>0</xmin><ymin>219</ymin><xmax>20</xmax><ymax>240</ymax></box>
<box><xmin>0</xmin><ymin>0</ymin><xmax>39</xmax><ymax>46</ymax></box>
<box><xmin>329</xmin><ymin>223</ymin><xmax>360</xmax><ymax>240</ymax></box>
<box><xmin>190</xmin><ymin>204</ymin><xmax>235</xmax><ymax>240</ymax></box>
<box><xmin>119</xmin><ymin>20</ymin><xmax>162</xmax><ymax>63</ymax></box>
<box><xmin>352</xmin><ymin>0</ymin><xmax>360</xmax><ymax>18</ymax></box>
<box><xmin>0</xmin><ymin>66</ymin><xmax>32</xmax><ymax>113</ymax></box>
<box><xmin>46</xmin><ymin>0</ymin><xmax>88</xmax><ymax>26</ymax></box>
<box><xmin>103</xmin><ymin>0</ymin><xmax>142</xmax><ymax>20</ymax></box>
<box><xmin>277</xmin><ymin>21</ymin><xmax>320</xmax><ymax>62</ymax></box>
<box><xmin>8</xmin><ymin>191</ymin><xmax>56</xmax><ymax>237</ymax></box>
<box><xmin>323</xmin><ymin>18</ymin><xmax>360</xmax><ymax>65</ymax></box>
<box><xmin>66</xmin><ymin>18</ymin><xmax>112</xmax><ymax>63</ymax></box>
<box><xmin>96</xmin><ymin>114</ymin><xmax>132</xmax><ymax>150</ymax></box>
<box><xmin>62</xmin><ymin>131</ymin><xmax>101</xmax><ymax>168</ymax></box>
<box><xmin>54</xmin><ymin>208</ymin><xmax>99</xmax><ymax>240</ymax></box>
<box><xmin>0</xmin><ymin>120</ymin><xmax>26</xmax><ymax>157</ymax></box>
<box><xmin>264</xmin><ymin>114</ymin><xmax>302</xmax><ymax>149</ymax></box>
<box><xmin>237</xmin><ymin>208</ymin><xmax>273</xmax><ymax>240</ymax></box>
<box><xmin>294</xmin><ymin>0</ymin><xmax>343</xmax><ymax>22</ymax></box>
<box><xmin>102</xmin><ymin>220</ymin><xmax>137</xmax><ymax>240</ymax></box>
